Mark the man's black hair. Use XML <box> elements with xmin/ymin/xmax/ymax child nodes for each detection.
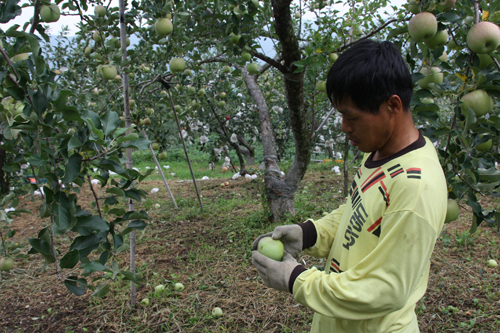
<box><xmin>326</xmin><ymin>40</ymin><xmax>413</xmax><ymax>113</ymax></box>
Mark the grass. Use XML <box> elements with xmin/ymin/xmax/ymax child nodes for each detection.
<box><xmin>0</xmin><ymin>156</ymin><xmax>498</xmax><ymax>333</ymax></box>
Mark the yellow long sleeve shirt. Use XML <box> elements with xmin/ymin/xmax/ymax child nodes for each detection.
<box><xmin>292</xmin><ymin>134</ymin><xmax>447</xmax><ymax>333</ymax></box>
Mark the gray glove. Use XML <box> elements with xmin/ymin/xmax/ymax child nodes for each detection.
<box><xmin>252</xmin><ymin>251</ymin><xmax>299</xmax><ymax>292</ymax></box>
<box><xmin>251</xmin><ymin>224</ymin><xmax>303</xmax><ymax>256</ymax></box>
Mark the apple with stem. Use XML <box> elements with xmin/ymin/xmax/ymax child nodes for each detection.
<box><xmin>94</xmin><ymin>5</ymin><xmax>106</xmax><ymax>17</ymax></box>
<box><xmin>101</xmin><ymin>65</ymin><xmax>117</xmax><ymax>80</ymax></box>
<box><xmin>40</xmin><ymin>4</ymin><xmax>60</xmax><ymax>23</ymax></box>
<box><xmin>425</xmin><ymin>30</ymin><xmax>448</xmax><ymax>49</ymax></box>
<box><xmin>408</xmin><ymin>12</ymin><xmax>437</xmax><ymax>42</ymax></box>
<box><xmin>316</xmin><ymin>80</ymin><xmax>327</xmax><ymax>92</ymax></box>
<box><xmin>155</xmin><ymin>18</ymin><xmax>173</xmax><ymax>37</ymax></box>
<box><xmin>169</xmin><ymin>58</ymin><xmax>186</xmax><ymax>73</ymax></box>
<box><xmin>461</xmin><ymin>89</ymin><xmax>493</xmax><ymax>117</ymax></box>
<box><xmin>467</xmin><ymin>22</ymin><xmax>500</xmax><ymax>54</ymax></box>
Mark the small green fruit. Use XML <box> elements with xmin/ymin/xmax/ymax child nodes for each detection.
<box><xmin>152</xmin><ymin>143</ymin><xmax>160</xmax><ymax>150</ymax></box>
<box><xmin>158</xmin><ymin>151</ymin><xmax>168</xmax><ymax>160</ymax></box>
<box><xmin>155</xmin><ymin>18</ymin><xmax>173</xmax><ymax>37</ymax></box>
<box><xmin>169</xmin><ymin>58</ymin><xmax>186</xmax><ymax>73</ymax></box>
<box><xmin>444</xmin><ymin>199</ymin><xmax>459</xmax><ymax>223</ymax></box>
<box><xmin>174</xmin><ymin>282</ymin><xmax>184</xmax><ymax>291</ymax></box>
<box><xmin>247</xmin><ymin>63</ymin><xmax>259</xmax><ymax>75</ymax></box>
<box><xmin>475</xmin><ymin>138</ymin><xmax>492</xmax><ymax>152</ymax></box>
<box><xmin>212</xmin><ymin>307</ymin><xmax>223</xmax><ymax>318</ymax></box>
<box><xmin>222</xmin><ymin>65</ymin><xmax>231</xmax><ymax>73</ymax></box>
<box><xmin>316</xmin><ymin>80</ymin><xmax>327</xmax><ymax>92</ymax></box>
<box><xmin>140</xmin><ymin>298</ymin><xmax>150</xmax><ymax>306</ymax></box>
<box><xmin>257</xmin><ymin>237</ymin><xmax>284</xmax><ymax>261</ymax></box>
<box><xmin>155</xmin><ymin>284</ymin><xmax>166</xmax><ymax>293</ymax></box>
<box><xmin>487</xmin><ymin>259</ymin><xmax>497</xmax><ymax>268</ymax></box>
<box><xmin>241</xmin><ymin>51</ymin><xmax>252</xmax><ymax>62</ymax></box>
<box><xmin>0</xmin><ymin>257</ymin><xmax>14</xmax><ymax>272</ymax></box>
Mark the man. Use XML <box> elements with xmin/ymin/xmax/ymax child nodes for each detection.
<box><xmin>251</xmin><ymin>39</ymin><xmax>447</xmax><ymax>332</ymax></box>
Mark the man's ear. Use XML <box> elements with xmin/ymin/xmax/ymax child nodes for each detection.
<box><xmin>386</xmin><ymin>94</ymin><xmax>404</xmax><ymax>114</ymax></box>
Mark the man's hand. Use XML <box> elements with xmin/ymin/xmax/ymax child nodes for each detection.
<box><xmin>251</xmin><ymin>225</ymin><xmax>303</xmax><ymax>256</ymax></box>
<box><xmin>252</xmin><ymin>251</ymin><xmax>300</xmax><ymax>292</ymax></box>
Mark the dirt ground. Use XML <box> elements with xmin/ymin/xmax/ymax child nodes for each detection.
<box><xmin>0</xmin><ymin>173</ymin><xmax>499</xmax><ymax>333</ymax></box>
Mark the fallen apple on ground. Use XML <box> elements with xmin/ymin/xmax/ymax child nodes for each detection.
<box><xmin>212</xmin><ymin>307</ymin><xmax>223</xmax><ymax>318</ymax></box>
<box><xmin>174</xmin><ymin>282</ymin><xmax>184</xmax><ymax>291</ymax></box>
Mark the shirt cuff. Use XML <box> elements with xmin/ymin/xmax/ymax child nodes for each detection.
<box><xmin>289</xmin><ymin>265</ymin><xmax>307</xmax><ymax>293</ymax></box>
<box><xmin>298</xmin><ymin>220</ymin><xmax>317</xmax><ymax>250</ymax></box>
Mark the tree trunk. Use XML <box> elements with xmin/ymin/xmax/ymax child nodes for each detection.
<box><xmin>0</xmin><ymin>144</ymin><xmax>10</xmax><ymax>195</ymax></box>
<box><xmin>237</xmin><ymin>135</ymin><xmax>255</xmax><ymax>165</ymax></box>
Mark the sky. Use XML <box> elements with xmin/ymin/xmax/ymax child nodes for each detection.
<box><xmin>2</xmin><ymin>0</ymin><xmax>406</xmax><ymax>57</ymax></box>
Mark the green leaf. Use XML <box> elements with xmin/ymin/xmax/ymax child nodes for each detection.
<box><xmin>68</xmin><ymin>137</ymin><xmax>84</xmax><ymax>151</ymax></box>
<box><xmin>52</xmin><ymin>90</ymin><xmax>76</xmax><ymax>112</ymax></box>
<box><xmin>2</xmin><ymin>163</ymin><xmax>20</xmax><ymax>172</ymax></box>
<box><xmin>70</xmin><ymin>234</ymin><xmax>104</xmax><ymax>252</ymax></box>
<box><xmin>84</xmin><ymin>118</ymin><xmax>104</xmax><ymax>140</ymax></box>
<box><xmin>0</xmin><ymin>0</ymin><xmax>22</xmax><ymax>24</ymax></box>
<box><xmin>39</xmin><ymin>203</ymin><xmax>51</xmax><ymax>218</ymax></box>
<box><xmin>122</xmin><ymin>211</ymin><xmax>150</xmax><ymax>220</ymax></box>
<box><xmin>92</xmin><ymin>283</ymin><xmax>110</xmax><ymax>298</ymax></box>
<box><xmin>62</xmin><ymin>153</ymin><xmax>82</xmax><ymax>184</ymax></box>
<box><xmin>109</xmin><ymin>208</ymin><xmax>126</xmax><ymax>215</ymax></box>
<box><xmin>117</xmin><ymin>133</ymin><xmax>139</xmax><ymax>143</ymax></box>
<box><xmin>64</xmin><ymin>276</ymin><xmax>87</xmax><ymax>296</ymax></box>
<box><xmin>82</xmin><ymin>261</ymin><xmax>105</xmax><ymax>274</ymax></box>
<box><xmin>29</xmin><ymin>89</ymin><xmax>48</xmax><ymax>117</ymax></box>
<box><xmin>72</xmin><ymin>215</ymin><xmax>109</xmax><ymax>236</ymax></box>
<box><xmin>59</xmin><ymin>249</ymin><xmax>80</xmax><ymax>269</ymax></box>
<box><xmin>106</xmin><ymin>187</ymin><xmax>126</xmax><ymax>197</ymax></box>
<box><xmin>120</xmin><ymin>271</ymin><xmax>141</xmax><ymax>283</ymax></box>
<box><xmin>51</xmin><ymin>191</ymin><xmax>76</xmax><ymax>235</ymax></box>
<box><xmin>101</xmin><ymin>111</ymin><xmax>119</xmax><ymax>136</ymax></box>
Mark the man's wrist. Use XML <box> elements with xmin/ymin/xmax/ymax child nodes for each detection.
<box><xmin>288</xmin><ymin>265</ymin><xmax>307</xmax><ymax>293</ymax></box>
<box><xmin>298</xmin><ymin>220</ymin><xmax>317</xmax><ymax>250</ymax></box>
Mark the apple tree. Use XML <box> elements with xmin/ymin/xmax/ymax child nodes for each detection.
<box><xmin>0</xmin><ymin>0</ymin><xmax>157</xmax><ymax>301</ymax></box>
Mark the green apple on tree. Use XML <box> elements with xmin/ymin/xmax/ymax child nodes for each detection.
<box><xmin>40</xmin><ymin>4</ymin><xmax>60</xmax><ymax>23</ymax></box>
<box><xmin>408</xmin><ymin>1</ymin><xmax>420</xmax><ymax>14</ymax></box>
<box><xmin>219</xmin><ymin>100</ymin><xmax>226</xmax><ymax>107</ymax></box>
<box><xmin>219</xmin><ymin>92</ymin><xmax>227</xmax><ymax>98</ymax></box>
<box><xmin>187</xmin><ymin>86</ymin><xmax>196</xmax><ymax>94</ymax></box>
<box><xmin>174</xmin><ymin>105</ymin><xmax>182</xmax><ymax>112</ymax></box>
<box><xmin>467</xmin><ymin>22</ymin><xmax>500</xmax><ymax>54</ymax></box>
<box><xmin>257</xmin><ymin>237</ymin><xmax>284</xmax><ymax>261</ymax></box>
<box><xmin>129</xmin><ymin>99</ymin><xmax>136</xmax><ymax>108</ymax></box>
<box><xmin>241</xmin><ymin>51</ymin><xmax>251</xmax><ymax>62</ymax></box>
<box><xmin>143</xmin><ymin>117</ymin><xmax>151</xmax><ymax>126</ymax></box>
<box><xmin>151</xmin><ymin>143</ymin><xmax>159</xmax><ymax>150</ymax></box>
<box><xmin>222</xmin><ymin>65</ymin><xmax>231</xmax><ymax>73</ymax></box>
<box><xmin>247</xmin><ymin>63</ymin><xmax>259</xmax><ymax>75</ymax></box>
<box><xmin>169</xmin><ymin>58</ymin><xmax>186</xmax><ymax>73</ymax></box>
<box><xmin>158</xmin><ymin>151</ymin><xmax>167</xmax><ymax>160</ymax></box>
<box><xmin>155</xmin><ymin>18</ymin><xmax>173</xmax><ymax>37</ymax></box>
<box><xmin>477</xmin><ymin>54</ymin><xmax>493</xmax><ymax>69</ymax></box>
<box><xmin>184</xmin><ymin>69</ymin><xmax>192</xmax><ymax>76</ymax></box>
<box><xmin>461</xmin><ymin>89</ymin><xmax>493</xmax><ymax>117</ymax></box>
<box><xmin>418</xmin><ymin>67</ymin><xmax>443</xmax><ymax>89</ymax></box>
<box><xmin>444</xmin><ymin>199</ymin><xmax>459</xmax><ymax>223</ymax></box>
<box><xmin>94</xmin><ymin>5</ymin><xmax>107</xmax><ymax>17</ymax></box>
<box><xmin>421</xmin><ymin>97</ymin><xmax>434</xmax><ymax>104</ymax></box>
<box><xmin>100</xmin><ymin>65</ymin><xmax>117</xmax><ymax>80</ymax></box>
<box><xmin>329</xmin><ymin>53</ymin><xmax>338</xmax><ymax>63</ymax></box>
<box><xmin>475</xmin><ymin>137</ymin><xmax>492</xmax><ymax>152</ymax></box>
<box><xmin>92</xmin><ymin>31</ymin><xmax>103</xmax><ymax>43</ymax></box>
<box><xmin>438</xmin><ymin>0</ymin><xmax>456</xmax><ymax>11</ymax></box>
<box><xmin>229</xmin><ymin>33</ymin><xmax>241</xmax><ymax>44</ymax></box>
<box><xmin>408</xmin><ymin>12</ymin><xmax>437</xmax><ymax>42</ymax></box>
<box><xmin>146</xmin><ymin>108</ymin><xmax>154</xmax><ymax>116</ymax></box>
<box><xmin>316</xmin><ymin>80</ymin><xmax>327</xmax><ymax>92</ymax></box>
<box><xmin>425</xmin><ymin>30</ymin><xmax>448</xmax><ymax>49</ymax></box>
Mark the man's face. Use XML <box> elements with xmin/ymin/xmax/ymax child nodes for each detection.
<box><xmin>336</xmin><ymin>97</ymin><xmax>394</xmax><ymax>156</ymax></box>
